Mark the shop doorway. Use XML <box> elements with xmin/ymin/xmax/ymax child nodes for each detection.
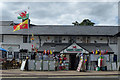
<box><xmin>69</xmin><ymin>54</ymin><xmax>78</xmax><ymax>70</ymax></box>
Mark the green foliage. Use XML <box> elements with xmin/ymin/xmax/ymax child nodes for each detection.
<box><xmin>72</xmin><ymin>19</ymin><xmax>95</xmax><ymax>26</ymax></box>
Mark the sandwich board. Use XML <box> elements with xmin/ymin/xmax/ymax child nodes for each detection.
<box><xmin>20</xmin><ymin>60</ymin><xmax>26</xmax><ymax>71</ymax></box>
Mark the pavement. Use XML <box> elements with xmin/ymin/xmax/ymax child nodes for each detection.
<box><xmin>0</xmin><ymin>69</ymin><xmax>120</xmax><ymax>78</ymax></box>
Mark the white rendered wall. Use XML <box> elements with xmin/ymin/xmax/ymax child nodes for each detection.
<box><xmin>117</xmin><ymin>37</ymin><xmax>120</xmax><ymax>62</ymax></box>
<box><xmin>40</xmin><ymin>36</ymin><xmax>54</xmax><ymax>46</ymax></box>
<box><xmin>4</xmin><ymin>35</ymin><xmax>23</xmax><ymax>44</ymax></box>
<box><xmin>109</xmin><ymin>44</ymin><xmax>118</xmax><ymax>55</ymax></box>
<box><xmin>62</xmin><ymin>36</ymin><xmax>68</xmax><ymax>43</ymax></box>
<box><xmin>76</xmin><ymin>37</ymin><xmax>83</xmax><ymax>43</ymax></box>
<box><xmin>90</xmin><ymin>37</ymin><xmax>108</xmax><ymax>43</ymax></box>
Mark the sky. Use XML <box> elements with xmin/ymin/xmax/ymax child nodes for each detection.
<box><xmin>0</xmin><ymin>0</ymin><xmax>120</xmax><ymax>26</ymax></box>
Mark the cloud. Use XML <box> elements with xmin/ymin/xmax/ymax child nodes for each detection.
<box><xmin>1</xmin><ymin>2</ymin><xmax>118</xmax><ymax>26</ymax></box>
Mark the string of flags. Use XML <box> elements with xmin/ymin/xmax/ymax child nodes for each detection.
<box><xmin>43</xmin><ymin>50</ymin><xmax>53</xmax><ymax>55</ymax></box>
<box><xmin>92</xmin><ymin>50</ymin><xmax>108</xmax><ymax>55</ymax></box>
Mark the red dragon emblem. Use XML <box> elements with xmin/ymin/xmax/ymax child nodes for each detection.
<box><xmin>19</xmin><ymin>11</ymin><xmax>27</xmax><ymax>18</ymax></box>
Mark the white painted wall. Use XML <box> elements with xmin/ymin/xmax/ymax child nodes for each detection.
<box><xmin>0</xmin><ymin>35</ymin><xmax>2</xmax><ymax>42</ymax></box>
<box><xmin>62</xmin><ymin>36</ymin><xmax>68</xmax><ymax>43</ymax></box>
<box><xmin>40</xmin><ymin>36</ymin><xmax>54</xmax><ymax>46</ymax></box>
<box><xmin>4</xmin><ymin>35</ymin><xmax>23</xmax><ymax>44</ymax></box>
<box><xmin>109</xmin><ymin>44</ymin><xmax>118</xmax><ymax>55</ymax></box>
<box><xmin>117</xmin><ymin>37</ymin><xmax>120</xmax><ymax>62</ymax></box>
<box><xmin>2</xmin><ymin>35</ymin><xmax>38</xmax><ymax>51</ymax></box>
<box><xmin>76</xmin><ymin>37</ymin><xmax>83</xmax><ymax>43</ymax></box>
<box><xmin>90</xmin><ymin>37</ymin><xmax>108</xmax><ymax>43</ymax></box>
<box><xmin>1</xmin><ymin>35</ymin><xmax>117</xmax><ymax>54</ymax></box>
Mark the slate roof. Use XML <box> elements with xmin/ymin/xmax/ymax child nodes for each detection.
<box><xmin>77</xmin><ymin>43</ymin><xmax>113</xmax><ymax>52</ymax></box>
<box><xmin>38</xmin><ymin>43</ymin><xmax>113</xmax><ymax>53</ymax></box>
<box><xmin>39</xmin><ymin>43</ymin><xmax>70</xmax><ymax>52</ymax></box>
<box><xmin>0</xmin><ymin>21</ymin><xmax>13</xmax><ymax>26</ymax></box>
<box><xmin>0</xmin><ymin>25</ymin><xmax>119</xmax><ymax>36</ymax></box>
<box><xmin>0</xmin><ymin>21</ymin><xmax>119</xmax><ymax>36</ymax></box>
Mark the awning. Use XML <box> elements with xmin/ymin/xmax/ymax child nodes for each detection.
<box><xmin>38</xmin><ymin>43</ymin><xmax>113</xmax><ymax>53</ymax></box>
<box><xmin>0</xmin><ymin>48</ymin><xmax>7</xmax><ymax>52</ymax></box>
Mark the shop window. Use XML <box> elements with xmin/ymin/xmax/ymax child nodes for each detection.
<box><xmin>0</xmin><ymin>35</ymin><xmax>2</xmax><ymax>42</ymax></box>
<box><xmin>109</xmin><ymin>37</ymin><xmax>117</xmax><ymax>44</ymax></box>
<box><xmin>69</xmin><ymin>36</ymin><xmax>76</xmax><ymax>43</ymax></box>
<box><xmin>113</xmin><ymin>55</ymin><xmax>117</xmax><ymax>62</ymax></box>
<box><xmin>54</xmin><ymin>36</ymin><xmax>62</xmax><ymax>43</ymax></box>
<box><xmin>100</xmin><ymin>38</ymin><xmax>103</xmax><ymax>40</ymax></box>
<box><xmin>23</xmin><ymin>36</ymin><xmax>28</xmax><ymax>43</ymax></box>
<box><xmin>94</xmin><ymin>40</ymin><xmax>97</xmax><ymax>43</ymax></box>
<box><xmin>8</xmin><ymin>52</ymin><xmax>13</xmax><ymax>59</ymax></box>
<box><xmin>14</xmin><ymin>52</ymin><xmax>19</xmax><ymax>59</ymax></box>
<box><xmin>23</xmin><ymin>35</ymin><xmax>31</xmax><ymax>43</ymax></box>
<box><xmin>82</xmin><ymin>36</ymin><xmax>86</xmax><ymax>43</ymax></box>
<box><xmin>2</xmin><ymin>51</ymin><xmax>7</xmax><ymax>58</ymax></box>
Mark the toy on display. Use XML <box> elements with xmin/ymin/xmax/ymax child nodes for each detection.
<box><xmin>57</xmin><ymin>54</ymin><xmax>67</xmax><ymax>70</ymax></box>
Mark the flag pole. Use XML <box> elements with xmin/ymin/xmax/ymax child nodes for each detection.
<box><xmin>28</xmin><ymin>7</ymin><xmax>30</xmax><ymax>57</ymax></box>
<box><xmin>28</xmin><ymin>7</ymin><xmax>30</xmax><ymax>43</ymax></box>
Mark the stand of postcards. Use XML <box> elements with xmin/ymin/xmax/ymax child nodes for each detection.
<box><xmin>24</xmin><ymin>52</ymin><xmax>69</xmax><ymax>71</ymax></box>
<box><xmin>27</xmin><ymin>53</ymin><xmax>56</xmax><ymax>71</ymax></box>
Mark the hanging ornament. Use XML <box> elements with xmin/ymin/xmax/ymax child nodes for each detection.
<box><xmin>99</xmin><ymin>50</ymin><xmax>101</xmax><ymax>55</ymax></box>
<box><xmin>60</xmin><ymin>61</ymin><xmax>62</xmax><ymax>64</ymax></box>
<box><xmin>95</xmin><ymin>50</ymin><xmax>98</xmax><ymax>54</ymax></box>
<box><xmin>39</xmin><ymin>53</ymin><xmax>41</xmax><ymax>56</ymax></box>
<box><xmin>31</xmin><ymin>33</ymin><xmax>34</xmax><ymax>42</ymax></box>
<box><xmin>47</xmin><ymin>50</ymin><xmax>49</xmax><ymax>55</ymax></box>
<box><xmin>59</xmin><ymin>58</ymin><xmax>62</xmax><ymax>61</ymax></box>
<box><xmin>43</xmin><ymin>50</ymin><xmax>46</xmax><ymax>55</ymax></box>
<box><xmin>50</xmin><ymin>50</ymin><xmax>53</xmax><ymax>55</ymax></box>
<box><xmin>63</xmin><ymin>57</ymin><xmax>67</xmax><ymax>60</ymax></box>
<box><xmin>106</xmin><ymin>50</ymin><xmax>108</xmax><ymax>54</ymax></box>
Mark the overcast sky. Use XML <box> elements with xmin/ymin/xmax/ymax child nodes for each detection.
<box><xmin>0</xmin><ymin>0</ymin><xmax>119</xmax><ymax>26</ymax></box>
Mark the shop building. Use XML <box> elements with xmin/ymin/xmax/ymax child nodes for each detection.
<box><xmin>0</xmin><ymin>21</ymin><xmax>120</xmax><ymax>71</ymax></box>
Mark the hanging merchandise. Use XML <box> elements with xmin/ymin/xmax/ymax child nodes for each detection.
<box><xmin>84</xmin><ymin>59</ymin><xmax>87</xmax><ymax>63</ymax></box>
<box><xmin>92</xmin><ymin>50</ymin><xmax>108</xmax><ymax>55</ymax></box>
<box><xmin>50</xmin><ymin>50</ymin><xmax>53</xmax><ymax>55</ymax></box>
<box><xmin>43</xmin><ymin>50</ymin><xmax>47</xmax><ymax>55</ymax></box>
<box><xmin>98</xmin><ymin>56</ymin><xmax>104</xmax><ymax>67</ymax></box>
<box><xmin>99</xmin><ymin>51</ymin><xmax>101</xmax><ymax>55</ymax></box>
<box><xmin>58</xmin><ymin>54</ymin><xmax>67</xmax><ymax>70</ymax></box>
<box><xmin>47</xmin><ymin>50</ymin><xmax>50</xmax><ymax>55</ymax></box>
<box><xmin>31</xmin><ymin>33</ymin><xmax>34</xmax><ymax>42</ymax></box>
<box><xmin>35</xmin><ymin>48</ymin><xmax>38</xmax><ymax>53</ymax></box>
<box><xmin>92</xmin><ymin>50</ymin><xmax>95</xmax><ymax>55</ymax></box>
<box><xmin>95</xmin><ymin>50</ymin><xmax>98</xmax><ymax>54</ymax></box>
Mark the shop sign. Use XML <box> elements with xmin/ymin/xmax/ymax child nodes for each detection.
<box><xmin>60</xmin><ymin>43</ymin><xmax>88</xmax><ymax>53</ymax></box>
<box><xmin>66</xmin><ymin>48</ymin><xmax>83</xmax><ymax>52</ymax></box>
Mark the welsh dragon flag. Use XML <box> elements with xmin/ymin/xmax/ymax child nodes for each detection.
<box><xmin>13</xmin><ymin>19</ymin><xmax>28</xmax><ymax>32</ymax></box>
<box><xmin>17</xmin><ymin>11</ymin><xmax>29</xmax><ymax>20</ymax></box>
